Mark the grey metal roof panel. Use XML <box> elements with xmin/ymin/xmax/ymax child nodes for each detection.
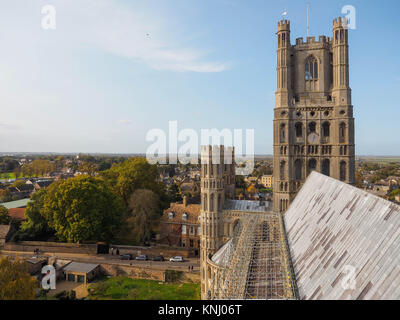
<box><xmin>63</xmin><ymin>262</ymin><xmax>99</xmax><ymax>274</ymax></box>
<box><xmin>284</xmin><ymin>171</ymin><xmax>400</xmax><ymax>300</ymax></box>
<box><xmin>224</xmin><ymin>200</ymin><xmax>271</xmax><ymax>212</ymax></box>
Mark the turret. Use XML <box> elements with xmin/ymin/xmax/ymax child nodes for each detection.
<box><xmin>332</xmin><ymin>17</ymin><xmax>351</xmax><ymax>105</ymax></box>
<box><xmin>276</xmin><ymin>20</ymin><xmax>292</xmax><ymax>107</ymax></box>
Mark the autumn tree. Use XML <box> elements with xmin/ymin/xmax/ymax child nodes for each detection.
<box><xmin>0</xmin><ymin>257</ymin><xmax>37</xmax><ymax>300</ymax></box>
<box><xmin>100</xmin><ymin>157</ymin><xmax>167</xmax><ymax>208</ymax></box>
<box><xmin>119</xmin><ymin>189</ymin><xmax>160</xmax><ymax>245</ymax></box>
<box><xmin>43</xmin><ymin>175</ymin><xmax>124</xmax><ymax>243</ymax></box>
<box><xmin>0</xmin><ymin>205</ymin><xmax>10</xmax><ymax>225</ymax></box>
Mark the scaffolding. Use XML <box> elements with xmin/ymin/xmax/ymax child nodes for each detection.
<box><xmin>212</xmin><ymin>212</ymin><xmax>297</xmax><ymax>300</ymax></box>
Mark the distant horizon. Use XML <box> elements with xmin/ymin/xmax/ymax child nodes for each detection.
<box><xmin>1</xmin><ymin>152</ymin><xmax>400</xmax><ymax>158</ymax></box>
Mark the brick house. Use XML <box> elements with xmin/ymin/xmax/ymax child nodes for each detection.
<box><xmin>158</xmin><ymin>197</ymin><xmax>201</xmax><ymax>255</ymax></box>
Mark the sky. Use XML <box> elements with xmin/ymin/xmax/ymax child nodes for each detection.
<box><xmin>0</xmin><ymin>0</ymin><xmax>399</xmax><ymax>155</ymax></box>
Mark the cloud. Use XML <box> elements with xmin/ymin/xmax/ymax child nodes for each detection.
<box><xmin>58</xmin><ymin>0</ymin><xmax>230</xmax><ymax>73</ymax></box>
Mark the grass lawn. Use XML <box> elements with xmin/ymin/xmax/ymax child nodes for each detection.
<box><xmin>87</xmin><ymin>276</ymin><xmax>200</xmax><ymax>300</ymax></box>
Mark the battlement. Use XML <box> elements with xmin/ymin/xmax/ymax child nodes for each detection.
<box><xmin>277</xmin><ymin>19</ymin><xmax>290</xmax><ymax>31</ymax></box>
<box><xmin>333</xmin><ymin>16</ymin><xmax>348</xmax><ymax>29</ymax></box>
<box><xmin>295</xmin><ymin>35</ymin><xmax>331</xmax><ymax>46</ymax></box>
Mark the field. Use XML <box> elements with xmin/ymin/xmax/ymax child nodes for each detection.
<box><xmin>87</xmin><ymin>277</ymin><xmax>201</xmax><ymax>300</ymax></box>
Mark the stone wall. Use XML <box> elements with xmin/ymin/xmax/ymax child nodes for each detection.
<box><xmin>4</xmin><ymin>241</ymin><xmax>97</xmax><ymax>254</ymax></box>
<box><xmin>99</xmin><ymin>263</ymin><xmax>200</xmax><ymax>284</ymax></box>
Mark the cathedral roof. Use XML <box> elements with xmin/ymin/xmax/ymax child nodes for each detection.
<box><xmin>224</xmin><ymin>199</ymin><xmax>272</xmax><ymax>212</ymax></box>
<box><xmin>285</xmin><ymin>171</ymin><xmax>400</xmax><ymax>300</ymax></box>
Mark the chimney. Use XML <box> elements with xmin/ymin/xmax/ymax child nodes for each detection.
<box><xmin>183</xmin><ymin>195</ymin><xmax>187</xmax><ymax>207</ymax></box>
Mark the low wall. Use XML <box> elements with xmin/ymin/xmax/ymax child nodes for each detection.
<box><xmin>112</xmin><ymin>245</ymin><xmax>197</xmax><ymax>258</ymax></box>
<box><xmin>99</xmin><ymin>263</ymin><xmax>200</xmax><ymax>284</ymax></box>
<box><xmin>4</xmin><ymin>241</ymin><xmax>97</xmax><ymax>255</ymax></box>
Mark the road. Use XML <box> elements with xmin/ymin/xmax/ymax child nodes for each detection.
<box><xmin>0</xmin><ymin>249</ymin><xmax>200</xmax><ymax>272</ymax></box>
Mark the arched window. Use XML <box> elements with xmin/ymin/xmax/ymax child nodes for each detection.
<box><xmin>294</xmin><ymin>159</ymin><xmax>302</xmax><ymax>180</ymax></box>
<box><xmin>308</xmin><ymin>159</ymin><xmax>317</xmax><ymax>173</ymax></box>
<box><xmin>280</xmin><ymin>123</ymin><xmax>286</xmax><ymax>143</ymax></box>
<box><xmin>339</xmin><ymin>123</ymin><xmax>346</xmax><ymax>143</ymax></box>
<box><xmin>210</xmin><ymin>194</ymin><xmax>214</xmax><ymax>212</ymax></box>
<box><xmin>280</xmin><ymin>161</ymin><xmax>286</xmax><ymax>180</ymax></box>
<box><xmin>322</xmin><ymin>159</ymin><xmax>330</xmax><ymax>176</ymax></box>
<box><xmin>322</xmin><ymin>122</ymin><xmax>330</xmax><ymax>137</ymax></box>
<box><xmin>340</xmin><ymin>161</ymin><xmax>347</xmax><ymax>181</ymax></box>
<box><xmin>305</xmin><ymin>57</ymin><xmax>318</xmax><ymax>80</ymax></box>
<box><xmin>308</xmin><ymin>122</ymin><xmax>316</xmax><ymax>133</ymax></box>
<box><xmin>295</xmin><ymin>122</ymin><xmax>303</xmax><ymax>138</ymax></box>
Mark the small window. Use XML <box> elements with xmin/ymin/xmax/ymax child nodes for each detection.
<box><xmin>322</xmin><ymin>122</ymin><xmax>330</xmax><ymax>137</ymax></box>
<box><xmin>339</xmin><ymin>122</ymin><xmax>346</xmax><ymax>143</ymax></box>
<box><xmin>340</xmin><ymin>161</ymin><xmax>347</xmax><ymax>181</ymax></box>
<box><xmin>190</xmin><ymin>226</ymin><xmax>194</xmax><ymax>235</ymax></box>
<box><xmin>182</xmin><ymin>225</ymin><xmax>187</xmax><ymax>235</ymax></box>
<box><xmin>322</xmin><ymin>159</ymin><xmax>330</xmax><ymax>176</ymax></box>
<box><xmin>305</xmin><ymin>57</ymin><xmax>318</xmax><ymax>80</ymax></box>
<box><xmin>182</xmin><ymin>213</ymin><xmax>188</xmax><ymax>221</ymax></box>
<box><xmin>308</xmin><ymin>122</ymin><xmax>316</xmax><ymax>133</ymax></box>
<box><xmin>280</xmin><ymin>123</ymin><xmax>286</xmax><ymax>143</ymax></box>
<box><xmin>295</xmin><ymin>122</ymin><xmax>303</xmax><ymax>138</ymax></box>
<box><xmin>197</xmin><ymin>226</ymin><xmax>201</xmax><ymax>236</ymax></box>
<box><xmin>168</xmin><ymin>212</ymin><xmax>175</xmax><ymax>219</ymax></box>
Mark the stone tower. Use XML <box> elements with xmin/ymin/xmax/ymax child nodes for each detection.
<box><xmin>273</xmin><ymin>17</ymin><xmax>355</xmax><ymax>214</ymax></box>
<box><xmin>200</xmin><ymin>145</ymin><xmax>235</xmax><ymax>299</ymax></box>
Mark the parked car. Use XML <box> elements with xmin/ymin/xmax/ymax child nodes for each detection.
<box><xmin>152</xmin><ymin>255</ymin><xmax>165</xmax><ymax>261</ymax></box>
<box><xmin>169</xmin><ymin>256</ymin><xmax>184</xmax><ymax>262</ymax></box>
<box><xmin>120</xmin><ymin>254</ymin><xmax>132</xmax><ymax>260</ymax></box>
<box><xmin>135</xmin><ymin>254</ymin><xmax>148</xmax><ymax>261</ymax></box>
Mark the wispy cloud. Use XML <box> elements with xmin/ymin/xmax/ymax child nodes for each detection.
<box><xmin>59</xmin><ymin>0</ymin><xmax>230</xmax><ymax>73</ymax></box>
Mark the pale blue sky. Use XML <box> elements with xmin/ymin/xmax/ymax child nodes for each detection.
<box><xmin>0</xmin><ymin>0</ymin><xmax>399</xmax><ymax>155</ymax></box>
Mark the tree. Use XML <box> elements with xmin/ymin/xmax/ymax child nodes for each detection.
<box><xmin>0</xmin><ymin>189</ymin><xmax>11</xmax><ymax>202</ymax></box>
<box><xmin>0</xmin><ymin>257</ymin><xmax>37</xmax><ymax>300</ymax></box>
<box><xmin>18</xmin><ymin>189</ymin><xmax>54</xmax><ymax>240</ymax></box>
<box><xmin>168</xmin><ymin>183</ymin><xmax>182</xmax><ymax>203</ymax></box>
<box><xmin>100</xmin><ymin>157</ymin><xmax>167</xmax><ymax>207</ymax></box>
<box><xmin>78</xmin><ymin>162</ymin><xmax>98</xmax><ymax>176</ymax></box>
<box><xmin>0</xmin><ymin>205</ymin><xmax>10</xmax><ymax>225</ymax></box>
<box><xmin>120</xmin><ymin>189</ymin><xmax>160</xmax><ymax>245</ymax></box>
<box><xmin>43</xmin><ymin>175</ymin><xmax>124</xmax><ymax>243</ymax></box>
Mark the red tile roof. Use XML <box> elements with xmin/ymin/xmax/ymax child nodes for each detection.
<box><xmin>8</xmin><ymin>208</ymin><xmax>26</xmax><ymax>220</ymax></box>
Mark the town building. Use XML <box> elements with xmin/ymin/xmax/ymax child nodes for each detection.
<box><xmin>158</xmin><ymin>196</ymin><xmax>201</xmax><ymax>255</ymax></box>
<box><xmin>260</xmin><ymin>175</ymin><xmax>273</xmax><ymax>188</ymax></box>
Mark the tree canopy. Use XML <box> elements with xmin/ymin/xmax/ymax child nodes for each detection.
<box><xmin>43</xmin><ymin>175</ymin><xmax>124</xmax><ymax>243</ymax></box>
<box><xmin>100</xmin><ymin>157</ymin><xmax>167</xmax><ymax>208</ymax></box>
<box><xmin>120</xmin><ymin>189</ymin><xmax>161</xmax><ymax>245</ymax></box>
<box><xmin>17</xmin><ymin>189</ymin><xmax>54</xmax><ymax>240</ymax></box>
<box><xmin>0</xmin><ymin>205</ymin><xmax>10</xmax><ymax>225</ymax></box>
<box><xmin>0</xmin><ymin>257</ymin><xmax>37</xmax><ymax>300</ymax></box>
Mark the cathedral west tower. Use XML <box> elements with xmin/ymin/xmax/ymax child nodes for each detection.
<box><xmin>273</xmin><ymin>17</ymin><xmax>355</xmax><ymax>213</ymax></box>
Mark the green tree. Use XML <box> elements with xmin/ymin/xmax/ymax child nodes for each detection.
<box><xmin>18</xmin><ymin>189</ymin><xmax>53</xmax><ymax>240</ymax></box>
<box><xmin>100</xmin><ymin>157</ymin><xmax>166</xmax><ymax>207</ymax></box>
<box><xmin>0</xmin><ymin>205</ymin><xmax>10</xmax><ymax>225</ymax></box>
<box><xmin>121</xmin><ymin>189</ymin><xmax>160</xmax><ymax>245</ymax></box>
<box><xmin>0</xmin><ymin>257</ymin><xmax>37</xmax><ymax>300</ymax></box>
<box><xmin>167</xmin><ymin>183</ymin><xmax>182</xmax><ymax>203</ymax></box>
<box><xmin>43</xmin><ymin>175</ymin><xmax>124</xmax><ymax>243</ymax></box>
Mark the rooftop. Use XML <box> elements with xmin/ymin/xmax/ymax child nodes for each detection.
<box><xmin>224</xmin><ymin>199</ymin><xmax>272</xmax><ymax>212</ymax></box>
<box><xmin>1</xmin><ymin>198</ymin><xmax>30</xmax><ymax>209</ymax></box>
<box><xmin>63</xmin><ymin>262</ymin><xmax>99</xmax><ymax>274</ymax></box>
<box><xmin>285</xmin><ymin>171</ymin><xmax>400</xmax><ymax>300</ymax></box>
